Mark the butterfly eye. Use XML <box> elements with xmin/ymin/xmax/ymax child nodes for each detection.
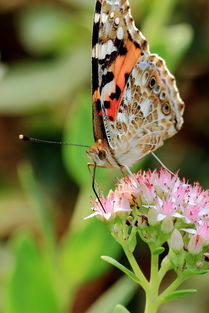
<box><xmin>160</xmin><ymin>91</ymin><xmax>166</xmax><ymax>100</ymax></box>
<box><xmin>161</xmin><ymin>102</ymin><xmax>171</xmax><ymax>115</ymax></box>
<box><xmin>154</xmin><ymin>85</ymin><xmax>160</xmax><ymax>94</ymax></box>
<box><xmin>149</xmin><ymin>77</ymin><xmax>156</xmax><ymax>88</ymax></box>
<box><xmin>98</xmin><ymin>150</ymin><xmax>106</xmax><ymax>160</ymax></box>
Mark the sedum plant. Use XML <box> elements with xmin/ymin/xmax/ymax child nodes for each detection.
<box><xmin>86</xmin><ymin>169</ymin><xmax>209</xmax><ymax>313</ymax></box>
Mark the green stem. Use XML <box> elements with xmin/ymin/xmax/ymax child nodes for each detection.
<box><xmin>144</xmin><ymin>297</ymin><xmax>159</xmax><ymax>313</ymax></box>
<box><xmin>156</xmin><ymin>275</ymin><xmax>186</xmax><ymax>307</ymax></box>
<box><xmin>121</xmin><ymin>241</ymin><xmax>187</xmax><ymax>313</ymax></box>
<box><xmin>158</xmin><ymin>255</ymin><xmax>172</xmax><ymax>286</ymax></box>
<box><xmin>122</xmin><ymin>244</ymin><xmax>149</xmax><ymax>293</ymax></box>
<box><xmin>144</xmin><ymin>248</ymin><xmax>160</xmax><ymax>313</ymax></box>
<box><xmin>150</xmin><ymin>251</ymin><xmax>159</xmax><ymax>287</ymax></box>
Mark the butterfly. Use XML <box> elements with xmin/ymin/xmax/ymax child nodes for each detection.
<box><xmin>86</xmin><ymin>0</ymin><xmax>184</xmax><ymax>176</ymax></box>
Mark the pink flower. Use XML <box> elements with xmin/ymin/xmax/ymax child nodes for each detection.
<box><xmin>154</xmin><ymin>198</ymin><xmax>183</xmax><ymax>221</ymax></box>
<box><xmin>85</xmin><ymin>190</ymin><xmax>131</xmax><ymax>220</ymax></box>
<box><xmin>188</xmin><ymin>234</ymin><xmax>205</xmax><ymax>254</ymax></box>
<box><xmin>88</xmin><ymin>169</ymin><xmax>209</xmax><ymax>242</ymax></box>
<box><xmin>170</xmin><ymin>230</ymin><xmax>184</xmax><ymax>251</ymax></box>
<box><xmin>184</xmin><ymin>206</ymin><xmax>201</xmax><ymax>224</ymax></box>
<box><xmin>196</xmin><ymin>222</ymin><xmax>209</xmax><ymax>243</ymax></box>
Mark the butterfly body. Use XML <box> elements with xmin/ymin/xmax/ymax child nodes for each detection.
<box><xmin>87</xmin><ymin>139</ymin><xmax>121</xmax><ymax>168</ymax></box>
<box><xmin>87</xmin><ymin>0</ymin><xmax>184</xmax><ymax>169</ymax></box>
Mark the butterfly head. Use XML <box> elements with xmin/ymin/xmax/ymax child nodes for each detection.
<box><xmin>86</xmin><ymin>139</ymin><xmax>119</xmax><ymax>168</ymax></box>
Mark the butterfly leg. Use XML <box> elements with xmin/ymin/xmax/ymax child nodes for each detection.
<box><xmin>87</xmin><ymin>162</ymin><xmax>95</xmax><ymax>179</ymax></box>
<box><xmin>120</xmin><ymin>166</ymin><xmax>127</xmax><ymax>178</ymax></box>
<box><xmin>123</xmin><ymin>165</ymin><xmax>139</xmax><ymax>187</ymax></box>
<box><xmin>87</xmin><ymin>163</ymin><xmax>106</xmax><ymax>213</ymax></box>
<box><xmin>151</xmin><ymin>152</ymin><xmax>174</xmax><ymax>175</ymax></box>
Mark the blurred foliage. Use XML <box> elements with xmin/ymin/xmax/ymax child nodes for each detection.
<box><xmin>0</xmin><ymin>0</ymin><xmax>208</xmax><ymax>313</ymax></box>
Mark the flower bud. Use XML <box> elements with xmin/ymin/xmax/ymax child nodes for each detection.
<box><xmin>188</xmin><ymin>234</ymin><xmax>204</xmax><ymax>254</ymax></box>
<box><xmin>170</xmin><ymin>230</ymin><xmax>184</xmax><ymax>251</ymax></box>
<box><xmin>161</xmin><ymin>217</ymin><xmax>174</xmax><ymax>233</ymax></box>
<box><xmin>147</xmin><ymin>208</ymin><xmax>158</xmax><ymax>225</ymax></box>
<box><xmin>113</xmin><ymin>225</ymin><xmax>118</xmax><ymax>235</ymax></box>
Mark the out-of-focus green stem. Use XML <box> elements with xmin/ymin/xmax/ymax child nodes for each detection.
<box><xmin>121</xmin><ymin>242</ymin><xmax>188</xmax><ymax>313</ymax></box>
<box><xmin>122</xmin><ymin>244</ymin><xmax>149</xmax><ymax>293</ymax></box>
<box><xmin>156</xmin><ymin>275</ymin><xmax>186</xmax><ymax>307</ymax></box>
<box><xmin>144</xmin><ymin>248</ymin><xmax>159</xmax><ymax>313</ymax></box>
<box><xmin>158</xmin><ymin>255</ymin><xmax>172</xmax><ymax>286</ymax></box>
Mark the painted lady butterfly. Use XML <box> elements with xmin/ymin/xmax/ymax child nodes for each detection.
<box><xmin>86</xmin><ymin>0</ymin><xmax>184</xmax><ymax>173</ymax></box>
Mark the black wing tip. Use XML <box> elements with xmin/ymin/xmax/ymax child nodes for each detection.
<box><xmin>95</xmin><ymin>1</ymin><xmax>102</xmax><ymax>13</ymax></box>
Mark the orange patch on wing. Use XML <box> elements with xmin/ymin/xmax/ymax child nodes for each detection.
<box><xmin>105</xmin><ymin>40</ymin><xmax>141</xmax><ymax>120</ymax></box>
<box><xmin>114</xmin><ymin>40</ymin><xmax>141</xmax><ymax>85</ymax></box>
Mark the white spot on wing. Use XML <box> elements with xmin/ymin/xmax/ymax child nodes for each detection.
<box><xmin>115</xmin><ymin>17</ymin><xmax>120</xmax><ymax>25</ymax></box>
<box><xmin>107</xmin><ymin>0</ymin><xmax>120</xmax><ymax>5</ymax></box>
<box><xmin>110</xmin><ymin>12</ymin><xmax>114</xmax><ymax>18</ymax></box>
<box><xmin>126</xmin><ymin>88</ymin><xmax>132</xmax><ymax>102</ymax></box>
<box><xmin>138</xmin><ymin>61</ymin><xmax>148</xmax><ymax>71</ymax></box>
<box><xmin>117</xmin><ymin>27</ymin><xmax>124</xmax><ymax>40</ymax></box>
<box><xmin>101</xmin><ymin>81</ymin><xmax>115</xmax><ymax>101</ymax></box>
<box><xmin>140</xmin><ymin>99</ymin><xmax>151</xmax><ymax>117</ymax></box>
<box><xmin>94</xmin><ymin>13</ymin><xmax>100</xmax><ymax>23</ymax></box>
<box><xmin>101</xmin><ymin>13</ymin><xmax>108</xmax><ymax>23</ymax></box>
<box><xmin>99</xmin><ymin>40</ymin><xmax>117</xmax><ymax>59</ymax></box>
<box><xmin>107</xmin><ymin>40</ymin><xmax>115</xmax><ymax>54</ymax></box>
<box><xmin>105</xmin><ymin>22</ymin><xmax>111</xmax><ymax>35</ymax></box>
<box><xmin>100</xmin><ymin>45</ymin><xmax>106</xmax><ymax>60</ymax></box>
<box><xmin>92</xmin><ymin>43</ymin><xmax>99</xmax><ymax>58</ymax></box>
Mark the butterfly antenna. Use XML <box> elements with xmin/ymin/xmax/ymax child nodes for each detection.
<box><xmin>19</xmin><ymin>134</ymin><xmax>90</xmax><ymax>148</ymax></box>
<box><xmin>92</xmin><ymin>164</ymin><xmax>106</xmax><ymax>213</ymax></box>
<box><xmin>151</xmin><ymin>152</ymin><xmax>174</xmax><ymax>175</ymax></box>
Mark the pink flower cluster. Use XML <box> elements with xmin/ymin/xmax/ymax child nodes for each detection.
<box><xmin>86</xmin><ymin>169</ymin><xmax>209</xmax><ymax>251</ymax></box>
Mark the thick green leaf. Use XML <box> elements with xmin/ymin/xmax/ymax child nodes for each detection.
<box><xmin>59</xmin><ymin>218</ymin><xmax>121</xmax><ymax>288</ymax></box>
<box><xmin>4</xmin><ymin>232</ymin><xmax>60</xmax><ymax>313</ymax></box>
<box><xmin>86</xmin><ymin>276</ymin><xmax>137</xmax><ymax>313</ymax></box>
<box><xmin>163</xmin><ymin>289</ymin><xmax>197</xmax><ymax>302</ymax></box>
<box><xmin>101</xmin><ymin>256</ymin><xmax>140</xmax><ymax>284</ymax></box>
<box><xmin>18</xmin><ymin>162</ymin><xmax>55</xmax><ymax>255</ymax></box>
<box><xmin>113</xmin><ymin>304</ymin><xmax>130</xmax><ymax>313</ymax></box>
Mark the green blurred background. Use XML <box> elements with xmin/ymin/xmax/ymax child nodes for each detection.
<box><xmin>0</xmin><ymin>0</ymin><xmax>208</xmax><ymax>312</ymax></box>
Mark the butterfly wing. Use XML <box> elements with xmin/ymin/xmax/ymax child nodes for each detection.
<box><xmin>92</xmin><ymin>0</ymin><xmax>148</xmax><ymax>143</ymax></box>
<box><xmin>91</xmin><ymin>0</ymin><xmax>184</xmax><ymax>169</ymax></box>
<box><xmin>111</xmin><ymin>53</ymin><xmax>185</xmax><ymax>167</ymax></box>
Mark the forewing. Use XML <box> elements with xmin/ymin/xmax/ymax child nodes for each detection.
<box><xmin>92</xmin><ymin>0</ymin><xmax>148</xmax><ymax>142</ymax></box>
<box><xmin>110</xmin><ymin>54</ymin><xmax>185</xmax><ymax>167</ymax></box>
